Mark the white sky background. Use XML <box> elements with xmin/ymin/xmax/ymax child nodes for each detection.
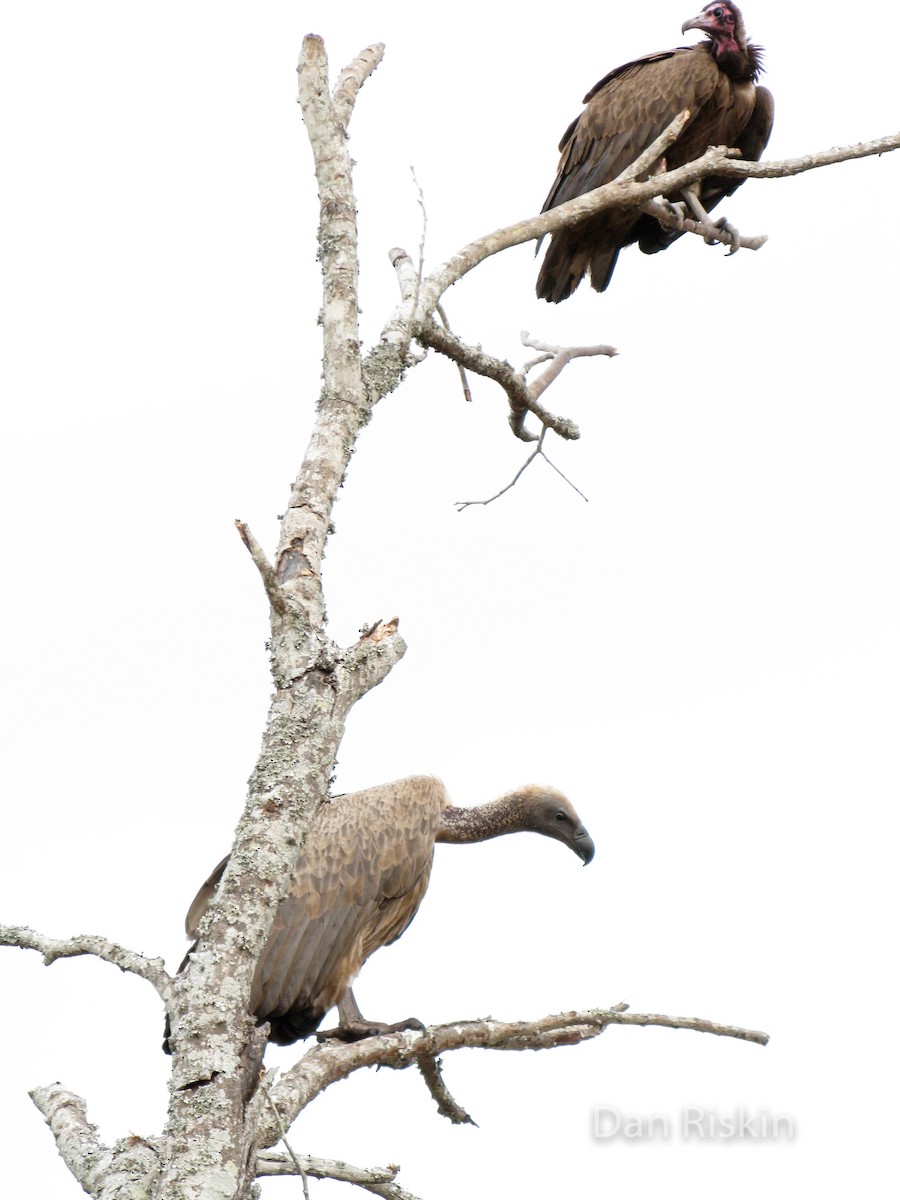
<box><xmin>1</xmin><ymin>1</ymin><xmax>898</xmax><ymax>1196</ymax></box>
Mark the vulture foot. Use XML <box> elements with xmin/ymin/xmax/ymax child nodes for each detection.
<box><xmin>659</xmin><ymin>197</ymin><xmax>689</xmax><ymax>231</ymax></box>
<box><xmin>707</xmin><ymin>215</ymin><xmax>740</xmax><ymax>254</ymax></box>
<box><xmin>316</xmin><ymin>1015</ymin><xmax>426</xmax><ymax>1043</ymax></box>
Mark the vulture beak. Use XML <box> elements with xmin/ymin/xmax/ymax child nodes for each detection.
<box><xmin>573</xmin><ymin>828</ymin><xmax>595</xmax><ymax>866</ymax></box>
<box><xmin>681</xmin><ymin>11</ymin><xmax>712</xmax><ymax>35</ymax></box>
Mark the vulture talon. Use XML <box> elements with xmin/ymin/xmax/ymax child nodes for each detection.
<box><xmin>661</xmin><ymin>198</ymin><xmax>689</xmax><ymax>230</ymax></box>
<box><xmin>317</xmin><ymin>1016</ymin><xmax>426</xmax><ymax>1043</ymax></box>
<box><xmin>535</xmin><ymin>1</ymin><xmax>773</xmax><ymax>300</ymax></box>
<box><xmin>720</xmin><ymin>217</ymin><xmax>741</xmax><ymax>254</ymax></box>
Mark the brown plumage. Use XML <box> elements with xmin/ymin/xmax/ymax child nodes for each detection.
<box><xmin>536</xmin><ymin>2</ymin><xmax>774</xmax><ymax>301</ymax></box>
<box><xmin>172</xmin><ymin>776</ymin><xmax>594</xmax><ymax>1047</ymax></box>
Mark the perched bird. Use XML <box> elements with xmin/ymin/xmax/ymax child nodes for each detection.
<box><xmin>168</xmin><ymin>776</ymin><xmax>594</xmax><ymax>1048</ymax></box>
<box><xmin>536</xmin><ymin>1</ymin><xmax>774</xmax><ymax>301</ymax></box>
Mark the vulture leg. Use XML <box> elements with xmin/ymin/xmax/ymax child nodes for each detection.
<box><xmin>316</xmin><ymin>987</ymin><xmax>426</xmax><ymax>1043</ymax></box>
<box><xmin>681</xmin><ymin>186</ymin><xmax>741</xmax><ymax>253</ymax></box>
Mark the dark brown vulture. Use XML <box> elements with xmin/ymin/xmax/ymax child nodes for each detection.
<box><xmin>536</xmin><ymin>1</ymin><xmax>774</xmax><ymax>301</ymax></box>
<box><xmin>170</xmin><ymin>776</ymin><xmax>594</xmax><ymax>1047</ymax></box>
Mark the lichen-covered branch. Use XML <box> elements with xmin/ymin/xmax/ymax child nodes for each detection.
<box><xmin>29</xmin><ymin>1084</ymin><xmax>162</xmax><ymax>1200</ymax></box>
<box><xmin>262</xmin><ymin>1004</ymin><xmax>768</xmax><ymax>1143</ymax></box>
<box><xmin>418</xmin><ymin>320</ymin><xmax>580</xmax><ymax>443</ymax></box>
<box><xmin>417</xmin><ymin>319</ymin><xmax>616</xmax><ymax>447</ymax></box>
<box><xmin>0</xmin><ymin>925</ymin><xmax>170</xmax><ymax>1001</ymax></box>
<box><xmin>30</xmin><ymin>1084</ymin><xmax>113</xmax><ymax>1198</ymax></box>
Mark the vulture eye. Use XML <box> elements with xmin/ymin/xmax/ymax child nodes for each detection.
<box><xmin>555</xmin><ymin>810</ymin><xmax>568</xmax><ymax>822</ymax></box>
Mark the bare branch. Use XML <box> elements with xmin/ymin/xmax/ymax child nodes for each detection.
<box><xmin>30</xmin><ymin>1084</ymin><xmax>163</xmax><ymax>1200</ymax></box>
<box><xmin>235</xmin><ymin>519</ymin><xmax>286</xmax><ymax>614</ymax></box>
<box><xmin>0</xmin><ymin>924</ymin><xmax>171</xmax><ymax>1002</ymax></box>
<box><xmin>341</xmin><ymin>617</ymin><xmax>407</xmax><ymax>695</ymax></box>
<box><xmin>611</xmin><ymin>109</ymin><xmax>692</xmax><ymax>183</ymax></box>
<box><xmin>419</xmin><ymin>320</ymin><xmax>578</xmax><ymax>443</ymax></box>
<box><xmin>521</xmin><ymin>332</ymin><xmax>618</xmax><ymax>403</ymax></box>
<box><xmin>331</xmin><ymin>43</ymin><xmax>385</xmax><ymax>129</ymax></box>
<box><xmin>280</xmin><ymin>33</ymin><xmax>372</xmax><ymax>620</ymax></box>
<box><xmin>389</xmin><ymin>246</ymin><xmax>419</xmax><ymax>304</ymax></box>
<box><xmin>418</xmin><ymin>130</ymin><xmax>900</xmax><ymax>311</ymax></box>
<box><xmin>263</xmin><ymin>1004</ymin><xmax>768</xmax><ymax>1143</ymax></box>
<box><xmin>415</xmin><ymin>1050</ymin><xmax>476</xmax><ymax>1125</ymax></box>
<box><xmin>30</xmin><ymin>1084</ymin><xmax>113</xmax><ymax>1197</ymax></box>
<box><xmin>422</xmin><ymin>321</ymin><xmax>615</xmax><ymax>450</ymax></box>
<box><xmin>257</xmin><ymin>1151</ymin><xmax>421</xmax><ymax>1200</ymax></box>
<box><xmin>713</xmin><ymin>129</ymin><xmax>900</xmax><ymax>180</ymax></box>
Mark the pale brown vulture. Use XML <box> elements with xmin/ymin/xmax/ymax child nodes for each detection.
<box><xmin>169</xmin><ymin>776</ymin><xmax>594</xmax><ymax>1047</ymax></box>
<box><xmin>536</xmin><ymin>1</ymin><xmax>774</xmax><ymax>301</ymax></box>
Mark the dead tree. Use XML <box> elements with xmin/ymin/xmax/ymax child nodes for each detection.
<box><xmin>2</xmin><ymin>33</ymin><xmax>899</xmax><ymax>1200</ymax></box>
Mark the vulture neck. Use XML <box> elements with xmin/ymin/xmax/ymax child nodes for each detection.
<box><xmin>708</xmin><ymin>39</ymin><xmax>764</xmax><ymax>83</ymax></box>
<box><xmin>436</xmin><ymin>795</ymin><xmax>537</xmax><ymax>845</ymax></box>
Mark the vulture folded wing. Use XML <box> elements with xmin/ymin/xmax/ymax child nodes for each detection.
<box><xmin>537</xmin><ymin>48</ymin><xmax>726</xmax><ymax>299</ymax></box>
<box><xmin>544</xmin><ymin>52</ymin><xmax>706</xmax><ymax>208</ymax></box>
<box><xmin>182</xmin><ymin>776</ymin><xmax>447</xmax><ymax>1045</ymax></box>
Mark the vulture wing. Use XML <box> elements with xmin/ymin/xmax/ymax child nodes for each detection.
<box><xmin>183</xmin><ymin>776</ymin><xmax>446</xmax><ymax>1045</ymax></box>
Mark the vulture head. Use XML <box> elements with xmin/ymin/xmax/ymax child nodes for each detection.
<box><xmin>682</xmin><ymin>2</ymin><xmax>748</xmax><ymax>57</ymax></box>
<box><xmin>516</xmin><ymin>786</ymin><xmax>596</xmax><ymax>864</ymax></box>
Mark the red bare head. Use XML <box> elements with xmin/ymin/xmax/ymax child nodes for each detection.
<box><xmin>682</xmin><ymin>2</ymin><xmax>747</xmax><ymax>56</ymax></box>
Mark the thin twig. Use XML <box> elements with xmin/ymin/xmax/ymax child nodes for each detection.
<box><xmin>262</xmin><ymin>1082</ymin><xmax>310</xmax><ymax>1200</ymax></box>
<box><xmin>0</xmin><ymin>924</ymin><xmax>171</xmax><ymax>1001</ymax></box>
<box><xmin>456</xmin><ymin>438</ymin><xmax>547</xmax><ymax>510</ymax></box>
<box><xmin>455</xmin><ymin>428</ymin><xmax>588</xmax><ymax>510</ymax></box>
<box><xmin>435</xmin><ymin>303</ymin><xmax>472</xmax><ymax>402</ymax></box>
<box><xmin>541</xmin><ymin>450</ymin><xmax>590</xmax><ymax>502</ymax></box>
